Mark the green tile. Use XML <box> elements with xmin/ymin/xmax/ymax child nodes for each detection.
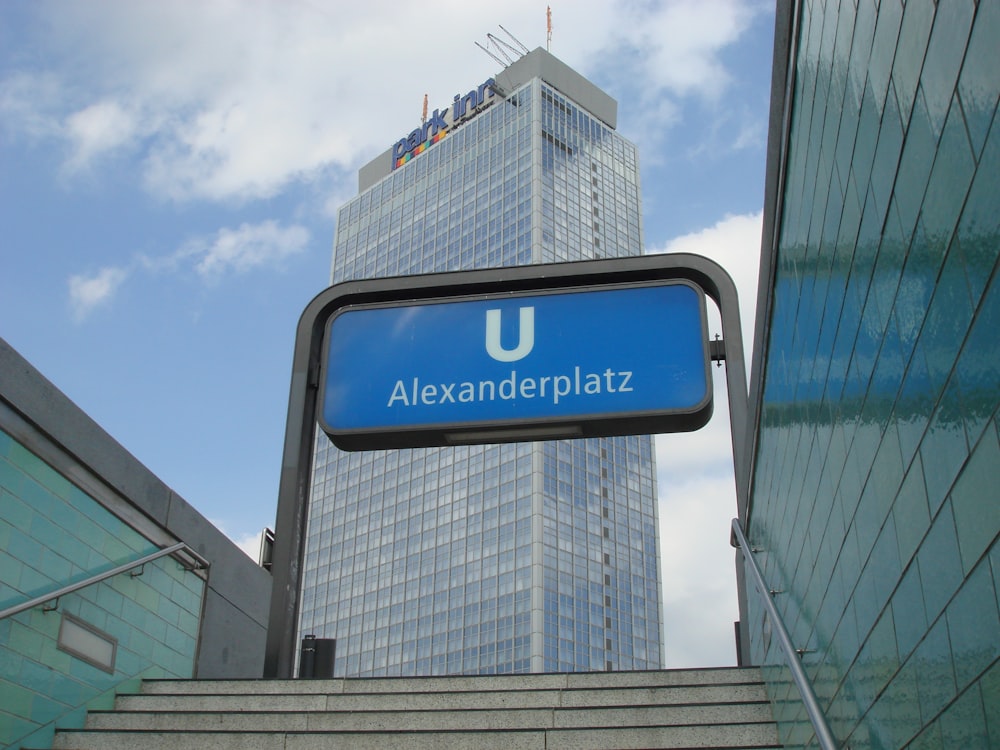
<box><xmin>868</xmin><ymin>0</ymin><xmax>903</xmax><ymax>106</ymax></box>
<box><xmin>915</xmin><ymin>616</ymin><xmax>956</xmax><ymax>723</ymax></box>
<box><xmin>164</xmin><ymin>623</ymin><xmax>196</xmax><ymax>658</ymax></box>
<box><xmin>0</xmin><ymin>677</ymin><xmax>37</xmax><ymax>717</ymax></box>
<box><xmin>30</xmin><ymin>512</ymin><xmax>76</xmax><ymax>557</ymax></box>
<box><xmin>946</xmin><ymin>560</ymin><xmax>1000</xmax><ymax>690</ymax></box>
<box><xmin>101</xmin><ymin>536</ymin><xmax>134</xmax><ymax>564</ymax></box>
<box><xmin>908</xmin><ymin>719</ymin><xmax>943</xmax><ymax>750</ymax></box>
<box><xmin>39</xmin><ymin>547</ymin><xmax>74</xmax><ymax>585</ymax></box>
<box><xmin>133</xmin><ymin>581</ymin><xmax>161</xmax><ymax>613</ymax></box>
<box><xmin>152</xmin><ymin>640</ymin><xmax>194</xmax><ymax>678</ymax></box>
<box><xmin>956</xmin><ymin>123</ymin><xmax>1000</xmax><ymax>306</ymax></box>
<box><xmin>0</xmin><ymin>458</ymin><xmax>27</xmax><ymax>500</ymax></box>
<box><xmin>13</xmin><ymin>723</ymin><xmax>54</xmax><ymax>750</ymax></box>
<box><xmin>895</xmin><ymin>91</ymin><xmax>937</xmax><ymax>237</ymax></box>
<box><xmin>7</xmin><ymin>442</ymin><xmax>59</xmax><ymax>490</ymax></box>
<box><xmin>27</xmin><ymin>607</ymin><xmax>59</xmax><ymax>639</ymax></box>
<box><xmin>889</xmin><ymin>657</ymin><xmax>924</xmax><ymax>745</ymax></box>
<box><xmin>916</xmin><ymin>502</ymin><xmax>964</xmax><ymax>621</ymax></box>
<box><xmin>95</xmin><ymin>582</ymin><xmax>125</xmax><ymax>618</ymax></box>
<box><xmin>921</xmin><ymin>245</ymin><xmax>975</xmax><ymax>397</ymax></box>
<box><xmin>119</xmin><ymin>594</ymin><xmax>149</xmax><ymax>629</ymax></box>
<box><xmin>939</xmin><ymin>682</ymin><xmax>990</xmax><ymax>749</ymax></box>
<box><xmin>924</xmin><ymin>96</ymin><xmax>977</xmax><ymax>229</ymax></box>
<box><xmin>865</xmin><ymin>688</ymin><xmax>897</xmax><ymax>749</ymax></box>
<box><xmin>74</xmin><ymin>599</ymin><xmax>108</xmax><ymax>632</ymax></box>
<box><xmin>920</xmin><ymin>391</ymin><xmax>970</xmax><ymax>515</ymax></box>
<box><xmin>919</xmin><ymin>0</ymin><xmax>974</xmax><ymax>137</ymax></box>
<box><xmin>893</xmin><ymin>562</ymin><xmax>928</xmax><ymax>660</ymax></box>
<box><xmin>8</xmin><ymin>619</ymin><xmax>45</xmax><ymax>661</ymax></box>
<box><xmin>0</xmin><ymin>715</ymin><xmax>42</xmax><ymax>750</ymax></box>
<box><xmin>957</xmin><ymin>0</ymin><xmax>1000</xmax><ymax>156</ymax></box>
<box><xmin>870</xmin><ymin>516</ymin><xmax>902</xmax><ymax>608</ymax></box>
<box><xmin>0</xmin><ymin>487</ymin><xmax>35</xmax><ymax>537</ymax></box>
<box><xmin>171</xmin><ymin>577</ymin><xmax>205</xmax><ymax>615</ymax></box>
<box><xmin>0</xmin><ymin>648</ymin><xmax>24</xmax><ymax>683</ymax></box>
<box><xmin>956</xmin><ymin>285</ymin><xmax>1000</xmax><ymax>446</ymax></box>
<box><xmin>982</xmin><ymin>659</ymin><xmax>1000</xmax><ymax>747</ymax></box>
<box><xmin>893</xmin><ymin>455</ymin><xmax>931</xmax><ymax>566</ymax></box>
<box><xmin>891</xmin><ymin>0</ymin><xmax>935</xmax><ymax>124</ymax></box>
<box><xmin>176</xmin><ymin>608</ymin><xmax>201</xmax><ymax>643</ymax></box>
<box><xmin>18</xmin><ymin>657</ymin><xmax>55</xmax><ymax>695</ymax></box>
<box><xmin>156</xmin><ymin>595</ymin><xmax>181</xmax><ymax>626</ymax></box>
<box><xmin>951</xmin><ymin>426</ymin><xmax>1000</xmax><ymax>573</ymax></box>
<box><xmin>869</xmin><ymin>608</ymin><xmax>900</xmax><ymax>696</ymax></box>
<box><xmin>67</xmin><ymin>514</ymin><xmax>108</xmax><ymax>551</ymax></box>
<box><xmin>38</xmin><ymin>638</ymin><xmax>73</xmax><ymax>673</ymax></box>
<box><xmin>0</xmin><ymin>428</ymin><xmax>13</xmax><ymax>456</ymax></box>
<box><xmin>127</xmin><ymin>609</ymin><xmax>165</xmax><ymax>648</ymax></box>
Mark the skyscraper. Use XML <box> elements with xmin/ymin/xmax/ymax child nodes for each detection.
<box><xmin>297</xmin><ymin>48</ymin><xmax>664</xmax><ymax>676</ymax></box>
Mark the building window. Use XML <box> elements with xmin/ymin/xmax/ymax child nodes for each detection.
<box><xmin>58</xmin><ymin>613</ymin><xmax>117</xmax><ymax>674</ymax></box>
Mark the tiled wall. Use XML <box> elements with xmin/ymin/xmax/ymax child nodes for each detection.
<box><xmin>750</xmin><ymin>1</ymin><xmax>999</xmax><ymax>747</ymax></box>
<box><xmin>0</xmin><ymin>427</ymin><xmax>205</xmax><ymax>750</ymax></box>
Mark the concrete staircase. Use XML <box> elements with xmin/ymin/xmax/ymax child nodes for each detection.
<box><xmin>51</xmin><ymin>667</ymin><xmax>782</xmax><ymax>749</ymax></box>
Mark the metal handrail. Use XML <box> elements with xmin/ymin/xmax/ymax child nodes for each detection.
<box><xmin>731</xmin><ymin>518</ymin><xmax>839</xmax><ymax>750</ymax></box>
<box><xmin>0</xmin><ymin>542</ymin><xmax>210</xmax><ymax>621</ymax></box>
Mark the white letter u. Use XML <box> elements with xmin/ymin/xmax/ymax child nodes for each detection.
<box><xmin>485</xmin><ymin>307</ymin><xmax>534</xmax><ymax>362</ymax></box>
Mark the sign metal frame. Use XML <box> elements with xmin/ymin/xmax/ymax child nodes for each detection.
<box><xmin>264</xmin><ymin>254</ymin><xmax>749</xmax><ymax>678</ymax></box>
<box><xmin>318</xmin><ymin>279</ymin><xmax>714</xmax><ymax>451</ymax></box>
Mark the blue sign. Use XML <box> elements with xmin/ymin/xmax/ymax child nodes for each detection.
<box><xmin>320</xmin><ymin>281</ymin><xmax>711</xmax><ymax>446</ymax></box>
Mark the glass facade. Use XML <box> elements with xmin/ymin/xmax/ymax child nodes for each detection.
<box><xmin>749</xmin><ymin>1</ymin><xmax>999</xmax><ymax>747</ymax></box>
<box><xmin>298</xmin><ymin>56</ymin><xmax>664</xmax><ymax>676</ymax></box>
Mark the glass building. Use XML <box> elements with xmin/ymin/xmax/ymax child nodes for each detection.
<box><xmin>745</xmin><ymin>1</ymin><xmax>999</xmax><ymax>747</ymax></box>
<box><xmin>297</xmin><ymin>49</ymin><xmax>664</xmax><ymax>676</ymax></box>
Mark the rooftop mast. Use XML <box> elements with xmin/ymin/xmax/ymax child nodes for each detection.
<box><xmin>475</xmin><ymin>24</ymin><xmax>529</xmax><ymax>68</ymax></box>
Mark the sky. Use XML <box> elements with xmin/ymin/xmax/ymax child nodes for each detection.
<box><xmin>0</xmin><ymin>1</ymin><xmax>776</xmax><ymax>669</ymax></box>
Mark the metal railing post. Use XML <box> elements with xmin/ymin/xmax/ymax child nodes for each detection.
<box><xmin>0</xmin><ymin>542</ymin><xmax>210</xmax><ymax>622</ymax></box>
<box><xmin>731</xmin><ymin>518</ymin><xmax>839</xmax><ymax>750</ymax></box>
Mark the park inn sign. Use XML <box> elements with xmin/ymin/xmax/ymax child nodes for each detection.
<box><xmin>390</xmin><ymin>77</ymin><xmax>497</xmax><ymax>169</ymax></box>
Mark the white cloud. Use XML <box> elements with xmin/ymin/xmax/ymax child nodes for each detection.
<box><xmin>68</xmin><ymin>266</ymin><xmax>129</xmax><ymax>321</ymax></box>
<box><xmin>622</xmin><ymin>0</ymin><xmax>758</xmax><ymax>99</ymax></box>
<box><xmin>71</xmin><ymin>220</ymin><xmax>310</xmax><ymax>316</ymax></box>
<box><xmin>651</xmin><ymin>210</ymin><xmax>762</xmax><ymax>666</ymax></box>
<box><xmin>2</xmin><ymin>0</ymin><xmax>765</xmax><ymax>203</ymax></box>
<box><xmin>234</xmin><ymin>528</ymin><xmax>266</xmax><ymax>563</ymax></box>
<box><xmin>0</xmin><ymin>72</ymin><xmax>65</xmax><ymax>141</ymax></box>
<box><xmin>209</xmin><ymin>519</ymin><xmax>266</xmax><ymax>563</ymax></box>
<box><xmin>649</xmin><ymin>210</ymin><xmax>763</xmax><ymax>362</ymax></box>
<box><xmin>183</xmin><ymin>220</ymin><xmax>311</xmax><ymax>278</ymax></box>
<box><xmin>64</xmin><ymin>99</ymin><xmax>140</xmax><ymax>171</ymax></box>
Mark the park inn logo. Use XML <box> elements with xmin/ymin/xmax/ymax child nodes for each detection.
<box><xmin>391</xmin><ymin>77</ymin><xmax>497</xmax><ymax>169</ymax></box>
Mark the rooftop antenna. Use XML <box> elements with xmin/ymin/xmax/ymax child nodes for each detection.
<box><xmin>476</xmin><ymin>25</ymin><xmax>529</xmax><ymax>68</ymax></box>
<box><xmin>486</xmin><ymin>33</ymin><xmax>518</xmax><ymax>64</ymax></box>
<box><xmin>421</xmin><ymin>94</ymin><xmax>428</xmax><ymax>124</ymax></box>
<box><xmin>546</xmin><ymin>6</ymin><xmax>552</xmax><ymax>51</ymax></box>
<box><xmin>498</xmin><ymin>25</ymin><xmax>530</xmax><ymax>55</ymax></box>
<box><xmin>475</xmin><ymin>40</ymin><xmax>508</xmax><ymax>67</ymax></box>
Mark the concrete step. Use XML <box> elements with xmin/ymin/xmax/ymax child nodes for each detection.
<box><xmin>51</xmin><ymin>724</ymin><xmax>783</xmax><ymax>750</ymax></box>
<box><xmin>137</xmin><ymin>666</ymin><xmax>763</xmax><ymax>695</ymax></box>
<box><xmin>111</xmin><ymin>681</ymin><xmax>770</xmax><ymax>712</ymax></box>
<box><xmin>51</xmin><ymin>668</ymin><xmax>783</xmax><ymax>750</ymax></box>
<box><xmin>84</xmin><ymin>701</ymin><xmax>775</xmax><ymax>731</ymax></box>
